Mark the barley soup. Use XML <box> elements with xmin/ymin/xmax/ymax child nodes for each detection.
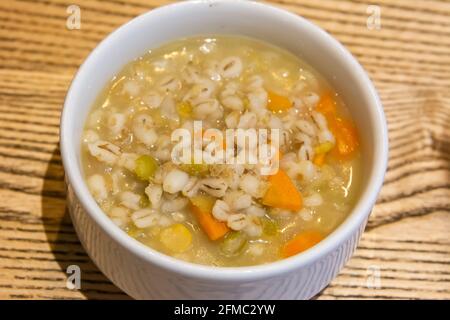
<box><xmin>81</xmin><ymin>36</ymin><xmax>361</xmax><ymax>267</ymax></box>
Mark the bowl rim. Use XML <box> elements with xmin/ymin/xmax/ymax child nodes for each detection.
<box><xmin>60</xmin><ymin>0</ymin><xmax>388</xmax><ymax>282</ymax></box>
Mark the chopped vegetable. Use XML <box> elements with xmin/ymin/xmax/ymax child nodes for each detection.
<box><xmin>313</xmin><ymin>142</ymin><xmax>334</xmax><ymax>166</ymax></box>
<box><xmin>262</xmin><ymin>169</ymin><xmax>302</xmax><ymax>211</ymax></box>
<box><xmin>160</xmin><ymin>223</ymin><xmax>192</xmax><ymax>253</ymax></box>
<box><xmin>329</xmin><ymin>118</ymin><xmax>359</xmax><ymax>160</ymax></box>
<box><xmin>315</xmin><ymin>142</ymin><xmax>334</xmax><ymax>154</ymax></box>
<box><xmin>262</xmin><ymin>217</ymin><xmax>278</xmax><ymax>236</ymax></box>
<box><xmin>317</xmin><ymin>92</ymin><xmax>359</xmax><ymax>160</ymax></box>
<box><xmin>180</xmin><ymin>162</ymin><xmax>209</xmax><ymax>176</ymax></box>
<box><xmin>281</xmin><ymin>230</ymin><xmax>323</xmax><ymax>258</ymax></box>
<box><xmin>134</xmin><ymin>155</ymin><xmax>158</xmax><ymax>180</ymax></box>
<box><xmin>177</xmin><ymin>101</ymin><xmax>192</xmax><ymax>119</ymax></box>
<box><xmin>220</xmin><ymin>231</ymin><xmax>247</xmax><ymax>256</ymax></box>
<box><xmin>316</xmin><ymin>91</ymin><xmax>337</xmax><ymax>119</ymax></box>
<box><xmin>267</xmin><ymin>91</ymin><xmax>292</xmax><ymax>112</ymax></box>
<box><xmin>190</xmin><ymin>195</ymin><xmax>230</xmax><ymax>240</ymax></box>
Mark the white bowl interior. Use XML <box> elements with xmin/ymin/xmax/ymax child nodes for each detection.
<box><xmin>61</xmin><ymin>0</ymin><xmax>387</xmax><ymax>277</ymax></box>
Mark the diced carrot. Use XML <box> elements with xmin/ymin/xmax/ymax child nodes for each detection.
<box><xmin>316</xmin><ymin>91</ymin><xmax>337</xmax><ymax>120</ymax></box>
<box><xmin>329</xmin><ymin>118</ymin><xmax>359</xmax><ymax>160</ymax></box>
<box><xmin>190</xmin><ymin>195</ymin><xmax>230</xmax><ymax>241</ymax></box>
<box><xmin>317</xmin><ymin>92</ymin><xmax>360</xmax><ymax>160</ymax></box>
<box><xmin>267</xmin><ymin>91</ymin><xmax>292</xmax><ymax>112</ymax></box>
<box><xmin>281</xmin><ymin>230</ymin><xmax>324</xmax><ymax>258</ymax></box>
<box><xmin>262</xmin><ymin>169</ymin><xmax>302</xmax><ymax>211</ymax></box>
<box><xmin>313</xmin><ymin>142</ymin><xmax>334</xmax><ymax>166</ymax></box>
<box><xmin>315</xmin><ymin>142</ymin><xmax>334</xmax><ymax>154</ymax></box>
<box><xmin>313</xmin><ymin>152</ymin><xmax>326</xmax><ymax>166</ymax></box>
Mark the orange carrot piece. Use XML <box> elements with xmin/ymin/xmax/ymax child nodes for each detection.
<box><xmin>267</xmin><ymin>91</ymin><xmax>292</xmax><ymax>112</ymax></box>
<box><xmin>313</xmin><ymin>152</ymin><xmax>326</xmax><ymax>166</ymax></box>
<box><xmin>262</xmin><ymin>169</ymin><xmax>302</xmax><ymax>211</ymax></box>
<box><xmin>281</xmin><ymin>231</ymin><xmax>324</xmax><ymax>258</ymax></box>
<box><xmin>329</xmin><ymin>118</ymin><xmax>359</xmax><ymax>160</ymax></box>
<box><xmin>316</xmin><ymin>91</ymin><xmax>337</xmax><ymax>120</ymax></box>
<box><xmin>317</xmin><ymin>92</ymin><xmax>360</xmax><ymax>160</ymax></box>
<box><xmin>190</xmin><ymin>196</ymin><xmax>230</xmax><ymax>241</ymax></box>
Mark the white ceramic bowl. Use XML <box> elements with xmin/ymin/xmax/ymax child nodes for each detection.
<box><xmin>60</xmin><ymin>0</ymin><xmax>388</xmax><ymax>299</ymax></box>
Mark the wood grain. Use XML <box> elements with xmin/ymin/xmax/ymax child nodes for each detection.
<box><xmin>0</xmin><ymin>0</ymin><xmax>449</xmax><ymax>300</ymax></box>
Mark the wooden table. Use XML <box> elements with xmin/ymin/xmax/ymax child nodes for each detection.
<box><xmin>0</xmin><ymin>0</ymin><xmax>449</xmax><ymax>300</ymax></box>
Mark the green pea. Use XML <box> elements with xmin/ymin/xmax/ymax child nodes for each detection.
<box><xmin>135</xmin><ymin>155</ymin><xmax>158</xmax><ymax>181</ymax></box>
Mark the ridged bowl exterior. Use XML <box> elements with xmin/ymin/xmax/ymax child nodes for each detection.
<box><xmin>68</xmin><ymin>184</ymin><xmax>366</xmax><ymax>299</ymax></box>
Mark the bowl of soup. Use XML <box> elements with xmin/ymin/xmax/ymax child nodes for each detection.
<box><xmin>60</xmin><ymin>0</ymin><xmax>388</xmax><ymax>299</ymax></box>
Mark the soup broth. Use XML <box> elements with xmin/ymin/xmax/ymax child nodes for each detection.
<box><xmin>81</xmin><ymin>36</ymin><xmax>362</xmax><ymax>266</ymax></box>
